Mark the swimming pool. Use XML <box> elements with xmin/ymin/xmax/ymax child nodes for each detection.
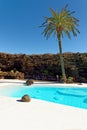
<box><xmin>0</xmin><ymin>84</ymin><xmax>87</xmax><ymax>109</ymax></box>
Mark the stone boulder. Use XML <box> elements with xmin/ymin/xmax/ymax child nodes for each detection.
<box><xmin>26</xmin><ymin>79</ymin><xmax>34</xmax><ymax>85</ymax></box>
<box><xmin>21</xmin><ymin>94</ymin><xmax>31</xmax><ymax>102</ymax></box>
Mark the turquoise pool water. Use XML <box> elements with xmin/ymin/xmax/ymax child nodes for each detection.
<box><xmin>0</xmin><ymin>84</ymin><xmax>87</xmax><ymax>109</ymax></box>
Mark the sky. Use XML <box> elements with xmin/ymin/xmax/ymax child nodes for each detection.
<box><xmin>0</xmin><ymin>0</ymin><xmax>87</xmax><ymax>55</ymax></box>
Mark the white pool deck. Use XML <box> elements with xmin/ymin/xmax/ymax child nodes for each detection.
<box><xmin>0</xmin><ymin>79</ymin><xmax>87</xmax><ymax>130</ymax></box>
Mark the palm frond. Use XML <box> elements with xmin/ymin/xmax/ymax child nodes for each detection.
<box><xmin>64</xmin><ymin>30</ymin><xmax>71</xmax><ymax>39</ymax></box>
<box><xmin>49</xmin><ymin>8</ymin><xmax>59</xmax><ymax>19</ymax></box>
<box><xmin>40</xmin><ymin>5</ymin><xmax>79</xmax><ymax>40</ymax></box>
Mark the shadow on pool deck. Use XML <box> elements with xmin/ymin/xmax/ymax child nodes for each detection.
<box><xmin>16</xmin><ymin>99</ymin><xmax>23</xmax><ymax>102</ymax></box>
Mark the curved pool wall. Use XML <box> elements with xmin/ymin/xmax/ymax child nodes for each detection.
<box><xmin>0</xmin><ymin>84</ymin><xmax>87</xmax><ymax>109</ymax></box>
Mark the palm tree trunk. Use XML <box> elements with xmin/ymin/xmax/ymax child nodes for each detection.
<box><xmin>57</xmin><ymin>34</ymin><xmax>66</xmax><ymax>82</ymax></box>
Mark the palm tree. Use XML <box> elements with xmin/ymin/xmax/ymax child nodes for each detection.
<box><xmin>40</xmin><ymin>5</ymin><xmax>80</xmax><ymax>82</ymax></box>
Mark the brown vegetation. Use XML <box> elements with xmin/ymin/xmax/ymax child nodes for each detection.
<box><xmin>0</xmin><ymin>52</ymin><xmax>87</xmax><ymax>82</ymax></box>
